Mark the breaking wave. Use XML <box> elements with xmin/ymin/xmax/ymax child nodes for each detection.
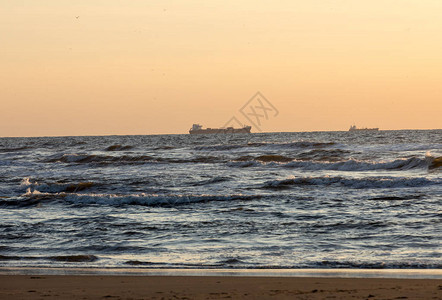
<box><xmin>20</xmin><ymin>178</ymin><xmax>96</xmax><ymax>193</ymax></box>
<box><xmin>3</xmin><ymin>190</ymin><xmax>262</xmax><ymax>207</ymax></box>
<box><xmin>426</xmin><ymin>153</ymin><xmax>442</xmax><ymax>170</ymax></box>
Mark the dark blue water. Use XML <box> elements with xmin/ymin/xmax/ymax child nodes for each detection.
<box><xmin>0</xmin><ymin>130</ymin><xmax>441</xmax><ymax>269</ymax></box>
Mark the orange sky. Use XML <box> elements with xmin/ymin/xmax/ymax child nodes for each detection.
<box><xmin>1</xmin><ymin>1</ymin><xmax>441</xmax><ymax>137</ymax></box>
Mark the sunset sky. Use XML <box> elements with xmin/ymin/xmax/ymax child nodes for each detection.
<box><xmin>1</xmin><ymin>0</ymin><xmax>441</xmax><ymax>137</ymax></box>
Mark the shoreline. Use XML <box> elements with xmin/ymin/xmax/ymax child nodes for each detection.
<box><xmin>0</xmin><ymin>274</ymin><xmax>440</xmax><ymax>299</ymax></box>
<box><xmin>1</xmin><ymin>267</ymin><xmax>441</xmax><ymax>279</ymax></box>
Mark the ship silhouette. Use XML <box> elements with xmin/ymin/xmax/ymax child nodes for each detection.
<box><xmin>349</xmin><ymin>125</ymin><xmax>379</xmax><ymax>131</ymax></box>
<box><xmin>189</xmin><ymin>124</ymin><xmax>251</xmax><ymax>134</ymax></box>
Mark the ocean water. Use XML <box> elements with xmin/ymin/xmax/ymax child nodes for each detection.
<box><xmin>0</xmin><ymin>130</ymin><xmax>441</xmax><ymax>270</ymax></box>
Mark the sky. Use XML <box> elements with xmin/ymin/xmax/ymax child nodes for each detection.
<box><xmin>1</xmin><ymin>0</ymin><xmax>441</xmax><ymax>137</ymax></box>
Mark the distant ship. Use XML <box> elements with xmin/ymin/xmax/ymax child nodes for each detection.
<box><xmin>349</xmin><ymin>125</ymin><xmax>379</xmax><ymax>132</ymax></box>
<box><xmin>189</xmin><ymin>124</ymin><xmax>251</xmax><ymax>134</ymax></box>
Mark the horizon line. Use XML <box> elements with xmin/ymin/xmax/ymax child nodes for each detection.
<box><xmin>1</xmin><ymin>128</ymin><xmax>441</xmax><ymax>139</ymax></box>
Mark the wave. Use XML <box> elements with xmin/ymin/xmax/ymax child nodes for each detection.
<box><xmin>247</xmin><ymin>141</ymin><xmax>337</xmax><ymax>149</ymax></box>
<box><xmin>0</xmin><ymin>197</ymin><xmax>42</xmax><ymax>208</ymax></box>
<box><xmin>2</xmin><ymin>190</ymin><xmax>261</xmax><ymax>207</ymax></box>
<box><xmin>105</xmin><ymin>144</ymin><xmax>134</xmax><ymax>151</ymax></box>
<box><xmin>154</xmin><ymin>145</ymin><xmax>175</xmax><ymax>150</ymax></box>
<box><xmin>0</xmin><ymin>255</ymin><xmax>22</xmax><ymax>261</ymax></box>
<box><xmin>227</xmin><ymin>161</ymin><xmax>262</xmax><ymax>168</ymax></box>
<box><xmin>195</xmin><ymin>141</ymin><xmax>337</xmax><ymax>152</ymax></box>
<box><xmin>230</xmin><ymin>150</ymin><xmax>348</xmax><ymax>164</ymax></box>
<box><xmin>1</xmin><ymin>254</ymin><xmax>439</xmax><ymax>269</ymax></box>
<box><xmin>43</xmin><ymin>153</ymin><xmax>225</xmax><ymax>165</ymax></box>
<box><xmin>368</xmin><ymin>195</ymin><xmax>423</xmax><ymax>201</ymax></box>
<box><xmin>48</xmin><ymin>255</ymin><xmax>98</xmax><ymax>262</ymax></box>
<box><xmin>0</xmin><ymin>254</ymin><xmax>98</xmax><ymax>263</ymax></box>
<box><xmin>229</xmin><ymin>157</ymin><xmax>430</xmax><ymax>171</ymax></box>
<box><xmin>0</xmin><ymin>146</ymin><xmax>32</xmax><ymax>153</ymax></box>
<box><xmin>426</xmin><ymin>153</ymin><xmax>442</xmax><ymax>170</ymax></box>
<box><xmin>194</xmin><ymin>144</ymin><xmax>249</xmax><ymax>151</ymax></box>
<box><xmin>38</xmin><ymin>182</ymin><xmax>95</xmax><ymax>193</ymax></box>
<box><xmin>122</xmin><ymin>260</ymin><xmax>442</xmax><ymax>269</ymax></box>
<box><xmin>42</xmin><ymin>152</ymin><xmax>432</xmax><ymax>171</ymax></box>
<box><xmin>296</xmin><ymin>149</ymin><xmax>352</xmax><ymax>162</ymax></box>
<box><xmin>125</xmin><ymin>260</ymin><xmax>155</xmax><ymax>266</ymax></box>
<box><xmin>191</xmin><ymin>176</ymin><xmax>231</xmax><ymax>186</ymax></box>
<box><xmin>20</xmin><ymin>178</ymin><xmax>96</xmax><ymax>194</ymax></box>
<box><xmin>44</xmin><ymin>153</ymin><xmax>155</xmax><ymax>164</ymax></box>
<box><xmin>63</xmin><ymin>193</ymin><xmax>260</xmax><ymax>206</ymax></box>
<box><xmin>284</xmin><ymin>157</ymin><xmax>427</xmax><ymax>171</ymax></box>
<box><xmin>279</xmin><ymin>141</ymin><xmax>337</xmax><ymax>148</ymax></box>
<box><xmin>262</xmin><ymin>176</ymin><xmax>439</xmax><ymax>189</ymax></box>
<box><xmin>255</xmin><ymin>155</ymin><xmax>293</xmax><ymax>162</ymax></box>
<box><xmin>317</xmin><ymin>260</ymin><xmax>442</xmax><ymax>269</ymax></box>
<box><xmin>358</xmin><ymin>143</ymin><xmax>442</xmax><ymax>153</ymax></box>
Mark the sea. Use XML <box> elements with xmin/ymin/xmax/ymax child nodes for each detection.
<box><xmin>0</xmin><ymin>130</ymin><xmax>441</xmax><ymax>271</ymax></box>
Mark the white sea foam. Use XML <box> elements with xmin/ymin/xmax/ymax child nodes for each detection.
<box><xmin>24</xmin><ymin>187</ymin><xmax>41</xmax><ymax>196</ymax></box>
<box><xmin>20</xmin><ymin>177</ymin><xmax>33</xmax><ymax>186</ymax></box>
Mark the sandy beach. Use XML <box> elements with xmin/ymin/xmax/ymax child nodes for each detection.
<box><xmin>0</xmin><ymin>275</ymin><xmax>440</xmax><ymax>299</ymax></box>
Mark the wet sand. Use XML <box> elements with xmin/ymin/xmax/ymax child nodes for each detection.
<box><xmin>0</xmin><ymin>275</ymin><xmax>441</xmax><ymax>299</ymax></box>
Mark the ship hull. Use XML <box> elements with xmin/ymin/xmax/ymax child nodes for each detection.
<box><xmin>189</xmin><ymin>127</ymin><xmax>251</xmax><ymax>134</ymax></box>
<box><xmin>349</xmin><ymin>128</ymin><xmax>379</xmax><ymax>132</ymax></box>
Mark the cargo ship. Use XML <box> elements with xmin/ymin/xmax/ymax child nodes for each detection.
<box><xmin>349</xmin><ymin>125</ymin><xmax>379</xmax><ymax>132</ymax></box>
<box><xmin>189</xmin><ymin>124</ymin><xmax>251</xmax><ymax>134</ymax></box>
